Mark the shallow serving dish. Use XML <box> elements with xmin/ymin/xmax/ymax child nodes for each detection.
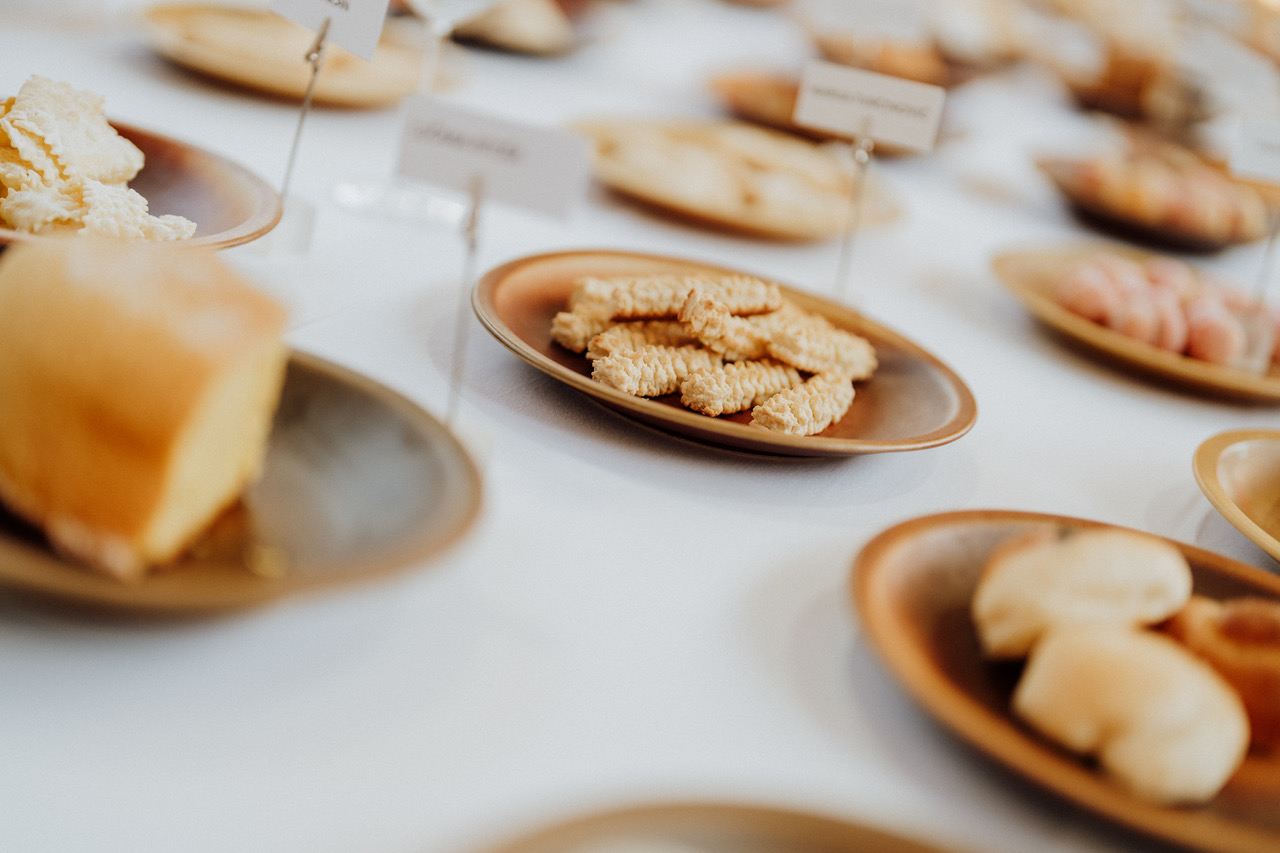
<box><xmin>477</xmin><ymin>801</ymin><xmax>964</xmax><ymax>853</ymax></box>
<box><xmin>853</xmin><ymin>508</ymin><xmax>1280</xmax><ymax>853</ymax></box>
<box><xmin>0</xmin><ymin>122</ymin><xmax>281</xmax><ymax>251</ymax></box>
<box><xmin>142</xmin><ymin>3</ymin><xmax>423</xmax><ymax>108</ymax></box>
<box><xmin>0</xmin><ymin>351</ymin><xmax>481</xmax><ymax>614</ymax></box>
<box><xmin>993</xmin><ymin>242</ymin><xmax>1280</xmax><ymax>402</ymax></box>
<box><xmin>1038</xmin><ymin>158</ymin><xmax>1249</xmax><ymax>254</ymax></box>
<box><xmin>1195</xmin><ymin>429</ymin><xmax>1280</xmax><ymax>564</ymax></box>
<box><xmin>473</xmin><ymin>249</ymin><xmax>977</xmax><ymax>457</ymax></box>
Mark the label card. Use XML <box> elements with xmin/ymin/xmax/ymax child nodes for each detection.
<box><xmin>395</xmin><ymin>97</ymin><xmax>591</xmax><ymax>219</ymax></box>
<box><xmin>794</xmin><ymin>60</ymin><xmax>945</xmax><ymax>152</ymax></box>
<box><xmin>1232</xmin><ymin>118</ymin><xmax>1280</xmax><ymax>185</ymax></box>
<box><xmin>271</xmin><ymin>0</ymin><xmax>390</xmax><ymax>60</ymax></box>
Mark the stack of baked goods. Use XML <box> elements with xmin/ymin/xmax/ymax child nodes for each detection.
<box><xmin>0</xmin><ymin>75</ymin><xmax>195</xmax><ymax>240</ymax></box>
<box><xmin>1051</xmin><ymin>250</ymin><xmax>1279</xmax><ymax>370</ymax></box>
<box><xmin>0</xmin><ymin>236</ymin><xmax>289</xmax><ymax>581</ymax></box>
<box><xmin>550</xmin><ymin>270</ymin><xmax>877</xmax><ymax>436</ymax></box>
<box><xmin>972</xmin><ymin>525</ymin><xmax>1280</xmax><ymax>804</ymax></box>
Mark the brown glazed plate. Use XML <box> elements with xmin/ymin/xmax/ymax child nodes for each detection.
<box><xmin>993</xmin><ymin>242</ymin><xmax>1280</xmax><ymax>402</ymax></box>
<box><xmin>472</xmin><ymin>249</ymin><xmax>977</xmax><ymax>457</ymax></box>
<box><xmin>0</xmin><ymin>122</ymin><xmax>282</xmax><ymax>251</ymax></box>
<box><xmin>0</xmin><ymin>352</ymin><xmax>482</xmax><ymax>614</ymax></box>
<box><xmin>141</xmin><ymin>3</ymin><xmax>422</xmax><ymax>108</ymax></box>
<box><xmin>1195</xmin><ymin>429</ymin><xmax>1280</xmax><ymax>564</ymax></box>
<box><xmin>852</xmin><ymin>508</ymin><xmax>1280</xmax><ymax>853</ymax></box>
<box><xmin>1037</xmin><ymin>158</ymin><xmax>1251</xmax><ymax>254</ymax></box>
<box><xmin>476</xmin><ymin>801</ymin><xmax>966</xmax><ymax>853</ymax></box>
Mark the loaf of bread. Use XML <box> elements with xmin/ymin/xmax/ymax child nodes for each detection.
<box><xmin>1014</xmin><ymin>626</ymin><xmax>1250</xmax><ymax>804</ymax></box>
<box><xmin>1165</xmin><ymin>595</ymin><xmax>1280</xmax><ymax>751</ymax></box>
<box><xmin>971</xmin><ymin>527</ymin><xmax>1192</xmax><ymax>658</ymax></box>
<box><xmin>0</xmin><ymin>236</ymin><xmax>288</xmax><ymax>579</ymax></box>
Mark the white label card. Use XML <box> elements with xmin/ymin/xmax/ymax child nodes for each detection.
<box><xmin>395</xmin><ymin>97</ymin><xmax>591</xmax><ymax>219</ymax></box>
<box><xmin>794</xmin><ymin>60</ymin><xmax>945</xmax><ymax>152</ymax></box>
<box><xmin>270</xmin><ymin>0</ymin><xmax>390</xmax><ymax>61</ymax></box>
<box><xmin>1232</xmin><ymin>118</ymin><xmax>1280</xmax><ymax>185</ymax></box>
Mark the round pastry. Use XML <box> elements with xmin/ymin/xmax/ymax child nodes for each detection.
<box><xmin>1164</xmin><ymin>595</ymin><xmax>1280</xmax><ymax>751</ymax></box>
<box><xmin>1014</xmin><ymin>625</ymin><xmax>1250</xmax><ymax>804</ymax></box>
<box><xmin>971</xmin><ymin>526</ymin><xmax>1192</xmax><ymax>658</ymax></box>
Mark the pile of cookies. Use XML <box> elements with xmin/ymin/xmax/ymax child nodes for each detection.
<box><xmin>550</xmin><ymin>271</ymin><xmax>877</xmax><ymax>436</ymax></box>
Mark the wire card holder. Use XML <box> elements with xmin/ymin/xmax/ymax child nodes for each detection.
<box><xmin>263</xmin><ymin>0</ymin><xmax>393</xmax><ymax>253</ymax></box>
<box><xmin>331</xmin><ymin>0</ymin><xmax>502</xmax><ymax>226</ymax></box>
<box><xmin>1230</xmin><ymin>117</ymin><xmax>1280</xmax><ymax>374</ymax></box>
<box><xmin>793</xmin><ymin>59</ymin><xmax>946</xmax><ymax>303</ymax></box>
<box><xmin>391</xmin><ymin>97</ymin><xmax>591</xmax><ymax>426</ymax></box>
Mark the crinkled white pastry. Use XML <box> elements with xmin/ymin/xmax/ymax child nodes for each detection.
<box><xmin>0</xmin><ymin>76</ymin><xmax>194</xmax><ymax>240</ymax></box>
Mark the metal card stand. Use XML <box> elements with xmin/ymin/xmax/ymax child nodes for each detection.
<box><xmin>1240</xmin><ymin>209</ymin><xmax>1280</xmax><ymax>374</ymax></box>
<box><xmin>446</xmin><ymin>175</ymin><xmax>484</xmax><ymax>428</ymax></box>
<box><xmin>832</xmin><ymin>119</ymin><xmax>875</xmax><ymax>304</ymax></box>
<box><xmin>330</xmin><ymin>8</ymin><xmax>485</xmax><ymax>227</ymax></box>
<box><xmin>257</xmin><ymin>17</ymin><xmax>327</xmax><ymax>255</ymax></box>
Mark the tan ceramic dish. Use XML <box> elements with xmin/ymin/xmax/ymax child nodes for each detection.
<box><xmin>578</xmin><ymin>119</ymin><xmax>900</xmax><ymax>241</ymax></box>
<box><xmin>473</xmin><ymin>249</ymin><xmax>977</xmax><ymax>457</ymax></box>
<box><xmin>141</xmin><ymin>3</ymin><xmax>422</xmax><ymax>108</ymax></box>
<box><xmin>0</xmin><ymin>351</ymin><xmax>481</xmax><ymax>615</ymax></box>
<box><xmin>478</xmin><ymin>801</ymin><xmax>965</xmax><ymax>853</ymax></box>
<box><xmin>853</xmin><ymin>509</ymin><xmax>1280</xmax><ymax>853</ymax></box>
<box><xmin>1195</xmin><ymin>429</ymin><xmax>1280</xmax><ymax>563</ymax></box>
<box><xmin>1038</xmin><ymin>158</ymin><xmax>1254</xmax><ymax>253</ymax></box>
<box><xmin>993</xmin><ymin>242</ymin><xmax>1280</xmax><ymax>402</ymax></box>
<box><xmin>0</xmin><ymin>122</ymin><xmax>281</xmax><ymax>251</ymax></box>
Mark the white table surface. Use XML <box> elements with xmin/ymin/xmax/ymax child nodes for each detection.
<box><xmin>4</xmin><ymin>3</ymin><xmax>1280</xmax><ymax>852</ymax></box>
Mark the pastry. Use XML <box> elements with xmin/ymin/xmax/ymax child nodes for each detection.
<box><xmin>1165</xmin><ymin>595</ymin><xmax>1280</xmax><ymax>751</ymax></box>
<box><xmin>749</xmin><ymin>372</ymin><xmax>855</xmax><ymax>435</ymax></box>
<box><xmin>0</xmin><ymin>236</ymin><xmax>288</xmax><ymax>579</ymax></box>
<box><xmin>971</xmin><ymin>526</ymin><xmax>1192</xmax><ymax>658</ymax></box>
<box><xmin>1052</xmin><ymin>250</ymin><xmax>1280</xmax><ymax>370</ymax></box>
<box><xmin>1014</xmin><ymin>625</ymin><xmax>1249</xmax><ymax>804</ymax></box>
<box><xmin>0</xmin><ymin>76</ymin><xmax>195</xmax><ymax>239</ymax></box>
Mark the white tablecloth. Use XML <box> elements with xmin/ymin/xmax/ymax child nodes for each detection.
<box><xmin>3</xmin><ymin>3</ymin><xmax>1278</xmax><ymax>852</ymax></box>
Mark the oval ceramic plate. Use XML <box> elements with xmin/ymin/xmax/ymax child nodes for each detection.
<box><xmin>473</xmin><ymin>250</ymin><xmax>977</xmax><ymax>457</ymax></box>
<box><xmin>0</xmin><ymin>351</ymin><xmax>481</xmax><ymax>614</ymax></box>
<box><xmin>0</xmin><ymin>122</ymin><xmax>281</xmax><ymax>251</ymax></box>
<box><xmin>1195</xmin><ymin>429</ymin><xmax>1280</xmax><ymax>563</ymax></box>
<box><xmin>993</xmin><ymin>243</ymin><xmax>1280</xmax><ymax>402</ymax></box>
<box><xmin>478</xmin><ymin>801</ymin><xmax>963</xmax><ymax>853</ymax></box>
<box><xmin>141</xmin><ymin>4</ymin><xmax>422</xmax><ymax>108</ymax></box>
<box><xmin>853</xmin><ymin>508</ymin><xmax>1280</xmax><ymax>853</ymax></box>
<box><xmin>1038</xmin><ymin>158</ymin><xmax>1246</xmax><ymax>253</ymax></box>
<box><xmin>576</xmin><ymin>119</ymin><xmax>900</xmax><ymax>241</ymax></box>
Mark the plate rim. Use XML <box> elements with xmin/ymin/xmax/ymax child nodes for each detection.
<box><xmin>992</xmin><ymin>241</ymin><xmax>1280</xmax><ymax>402</ymax></box>
<box><xmin>472</xmin><ymin>247</ymin><xmax>978</xmax><ymax>457</ymax></box>
<box><xmin>140</xmin><ymin>2</ymin><xmax>422</xmax><ymax>108</ymax></box>
<box><xmin>1194</xmin><ymin>428</ymin><xmax>1280</xmax><ymax>564</ymax></box>
<box><xmin>852</xmin><ymin>507</ymin><xmax>1280</xmax><ymax>853</ymax></box>
<box><xmin>476</xmin><ymin>799</ymin><xmax>965</xmax><ymax>853</ymax></box>
<box><xmin>0</xmin><ymin>349</ymin><xmax>482</xmax><ymax>614</ymax></box>
<box><xmin>0</xmin><ymin>120</ymin><xmax>282</xmax><ymax>251</ymax></box>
